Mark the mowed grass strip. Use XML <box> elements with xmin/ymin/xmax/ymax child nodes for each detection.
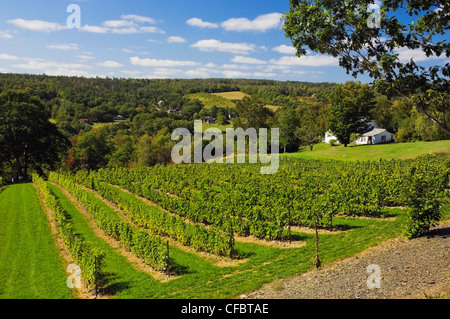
<box><xmin>0</xmin><ymin>184</ymin><xmax>73</xmax><ymax>299</ymax></box>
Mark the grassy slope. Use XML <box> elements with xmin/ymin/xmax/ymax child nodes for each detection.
<box><xmin>185</xmin><ymin>92</ymin><xmax>236</xmax><ymax>109</ymax></box>
<box><xmin>284</xmin><ymin>140</ymin><xmax>450</xmax><ymax>161</ymax></box>
<box><xmin>186</xmin><ymin>91</ymin><xmax>280</xmax><ymax>112</ymax></box>
<box><xmin>0</xmin><ymin>184</ymin><xmax>73</xmax><ymax>299</ymax></box>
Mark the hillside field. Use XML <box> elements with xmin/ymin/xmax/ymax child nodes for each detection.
<box><xmin>186</xmin><ymin>91</ymin><xmax>280</xmax><ymax>111</ymax></box>
<box><xmin>285</xmin><ymin>140</ymin><xmax>450</xmax><ymax>161</ymax></box>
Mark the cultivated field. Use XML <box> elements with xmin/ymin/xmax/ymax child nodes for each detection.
<box><xmin>0</xmin><ymin>155</ymin><xmax>449</xmax><ymax>299</ymax></box>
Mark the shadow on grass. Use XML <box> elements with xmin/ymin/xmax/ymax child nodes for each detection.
<box><xmin>169</xmin><ymin>258</ymin><xmax>195</xmax><ymax>276</ymax></box>
<box><xmin>100</xmin><ymin>271</ymin><xmax>132</xmax><ymax>296</ymax></box>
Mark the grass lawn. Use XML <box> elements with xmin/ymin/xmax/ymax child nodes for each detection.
<box><xmin>284</xmin><ymin>140</ymin><xmax>450</xmax><ymax>161</ymax></box>
<box><xmin>0</xmin><ymin>184</ymin><xmax>73</xmax><ymax>299</ymax></box>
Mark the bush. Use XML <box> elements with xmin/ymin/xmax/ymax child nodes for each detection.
<box><xmin>402</xmin><ymin>163</ymin><xmax>445</xmax><ymax>239</ymax></box>
<box><xmin>329</xmin><ymin>139</ymin><xmax>338</xmax><ymax>146</ymax></box>
<box><xmin>0</xmin><ymin>177</ymin><xmax>3</xmax><ymax>188</ymax></box>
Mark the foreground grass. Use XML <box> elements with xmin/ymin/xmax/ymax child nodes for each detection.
<box><xmin>0</xmin><ymin>184</ymin><xmax>73</xmax><ymax>299</ymax></box>
<box><xmin>285</xmin><ymin>140</ymin><xmax>450</xmax><ymax>161</ymax></box>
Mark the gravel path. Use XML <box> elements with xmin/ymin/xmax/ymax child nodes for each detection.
<box><xmin>249</xmin><ymin>220</ymin><xmax>450</xmax><ymax>299</ymax></box>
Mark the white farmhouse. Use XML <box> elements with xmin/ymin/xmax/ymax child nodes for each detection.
<box><xmin>354</xmin><ymin>128</ymin><xmax>395</xmax><ymax>145</ymax></box>
<box><xmin>324</xmin><ymin>121</ymin><xmax>395</xmax><ymax>145</ymax></box>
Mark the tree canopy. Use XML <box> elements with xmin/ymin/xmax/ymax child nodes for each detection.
<box><xmin>328</xmin><ymin>82</ymin><xmax>376</xmax><ymax>147</ymax></box>
<box><xmin>284</xmin><ymin>0</ymin><xmax>450</xmax><ymax>135</ymax></box>
<box><xmin>0</xmin><ymin>90</ymin><xmax>70</xmax><ymax>177</ymax></box>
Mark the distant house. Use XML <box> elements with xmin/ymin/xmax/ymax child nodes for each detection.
<box><xmin>354</xmin><ymin>128</ymin><xmax>395</xmax><ymax>145</ymax></box>
<box><xmin>324</xmin><ymin>121</ymin><xmax>395</xmax><ymax>145</ymax></box>
<box><xmin>203</xmin><ymin>116</ymin><xmax>215</xmax><ymax>124</ymax></box>
<box><xmin>114</xmin><ymin>115</ymin><xmax>126</xmax><ymax>121</ymax></box>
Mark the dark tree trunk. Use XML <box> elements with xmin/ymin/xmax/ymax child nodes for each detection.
<box><xmin>314</xmin><ymin>221</ymin><xmax>321</xmax><ymax>269</ymax></box>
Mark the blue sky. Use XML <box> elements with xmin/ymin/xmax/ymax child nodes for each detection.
<box><xmin>0</xmin><ymin>0</ymin><xmax>447</xmax><ymax>83</ymax></box>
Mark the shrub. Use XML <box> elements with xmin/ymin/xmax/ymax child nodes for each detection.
<box><xmin>402</xmin><ymin>163</ymin><xmax>445</xmax><ymax>239</ymax></box>
<box><xmin>329</xmin><ymin>139</ymin><xmax>338</xmax><ymax>146</ymax></box>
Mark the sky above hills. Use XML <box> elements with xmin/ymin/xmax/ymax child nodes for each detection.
<box><xmin>0</xmin><ymin>0</ymin><xmax>447</xmax><ymax>83</ymax></box>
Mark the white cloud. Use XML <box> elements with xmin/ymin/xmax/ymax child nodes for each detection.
<box><xmin>130</xmin><ymin>56</ymin><xmax>200</xmax><ymax>67</ymax></box>
<box><xmin>7</xmin><ymin>18</ymin><xmax>67</xmax><ymax>32</ymax></box>
<box><xmin>231</xmin><ymin>56</ymin><xmax>267</xmax><ymax>65</ymax></box>
<box><xmin>81</xmin><ymin>24</ymin><xmax>164</xmax><ymax>34</ymax></box>
<box><xmin>11</xmin><ymin>57</ymin><xmax>100</xmax><ymax>77</ymax></box>
<box><xmin>97</xmin><ymin>60</ymin><xmax>123</xmax><ymax>68</ymax></box>
<box><xmin>103</xmin><ymin>20</ymin><xmax>137</xmax><ymax>28</ymax></box>
<box><xmin>81</xmin><ymin>25</ymin><xmax>109</xmax><ymax>34</ymax></box>
<box><xmin>191</xmin><ymin>39</ymin><xmax>256</xmax><ymax>55</ymax></box>
<box><xmin>394</xmin><ymin>47</ymin><xmax>446</xmax><ymax>63</ymax></box>
<box><xmin>167</xmin><ymin>36</ymin><xmax>187</xmax><ymax>43</ymax></box>
<box><xmin>222</xmin><ymin>70</ymin><xmax>249</xmax><ymax>78</ymax></box>
<box><xmin>139</xmin><ymin>26</ymin><xmax>165</xmax><ymax>34</ymax></box>
<box><xmin>184</xmin><ymin>68</ymin><xmax>212</xmax><ymax>78</ymax></box>
<box><xmin>221</xmin><ymin>13</ymin><xmax>282</xmax><ymax>32</ymax></box>
<box><xmin>13</xmin><ymin>58</ymin><xmax>90</xmax><ymax>71</ymax></box>
<box><xmin>0</xmin><ymin>53</ymin><xmax>19</xmax><ymax>60</ymax></box>
<box><xmin>0</xmin><ymin>31</ymin><xmax>13</xmax><ymax>39</ymax></box>
<box><xmin>121</xmin><ymin>14</ymin><xmax>156</xmax><ymax>24</ymax></box>
<box><xmin>187</xmin><ymin>18</ymin><xmax>219</xmax><ymax>29</ymax></box>
<box><xmin>221</xmin><ymin>63</ymin><xmax>251</xmax><ymax>70</ymax></box>
<box><xmin>47</xmin><ymin>43</ymin><xmax>79</xmax><ymax>51</ymax></box>
<box><xmin>122</xmin><ymin>48</ymin><xmax>134</xmax><ymax>53</ymax></box>
<box><xmin>146</xmin><ymin>68</ymin><xmax>184</xmax><ymax>79</ymax></box>
<box><xmin>272</xmin><ymin>45</ymin><xmax>297</xmax><ymax>55</ymax></box>
<box><xmin>252</xmin><ymin>72</ymin><xmax>276</xmax><ymax>78</ymax></box>
<box><xmin>269</xmin><ymin>55</ymin><xmax>339</xmax><ymax>67</ymax></box>
<box><xmin>76</xmin><ymin>54</ymin><xmax>95</xmax><ymax>62</ymax></box>
<box><xmin>111</xmin><ymin>27</ymin><xmax>139</xmax><ymax>34</ymax></box>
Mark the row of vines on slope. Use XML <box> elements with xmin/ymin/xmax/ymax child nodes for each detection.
<box><xmin>33</xmin><ymin>174</ymin><xmax>104</xmax><ymax>294</ymax></box>
<box><xmin>83</xmin><ymin>155</ymin><xmax>449</xmax><ymax>239</ymax></box>
<box><xmin>73</xmin><ymin>172</ymin><xmax>235</xmax><ymax>257</ymax></box>
<box><xmin>49</xmin><ymin>172</ymin><xmax>170</xmax><ymax>272</ymax></box>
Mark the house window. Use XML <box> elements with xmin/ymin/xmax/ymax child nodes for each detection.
<box><xmin>381</xmin><ymin>135</ymin><xmax>386</xmax><ymax>142</ymax></box>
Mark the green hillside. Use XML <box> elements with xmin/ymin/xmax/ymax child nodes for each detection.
<box><xmin>284</xmin><ymin>140</ymin><xmax>450</xmax><ymax>161</ymax></box>
<box><xmin>185</xmin><ymin>92</ymin><xmax>237</xmax><ymax>109</ymax></box>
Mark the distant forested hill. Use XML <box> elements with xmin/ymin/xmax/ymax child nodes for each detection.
<box><xmin>0</xmin><ymin>73</ymin><xmax>336</xmax><ymax>110</ymax></box>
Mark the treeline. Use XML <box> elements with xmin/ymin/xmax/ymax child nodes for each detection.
<box><xmin>0</xmin><ymin>73</ymin><xmax>448</xmax><ymax>178</ymax></box>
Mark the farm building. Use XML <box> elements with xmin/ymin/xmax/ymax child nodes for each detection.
<box><xmin>324</xmin><ymin>121</ymin><xmax>395</xmax><ymax>145</ymax></box>
<box><xmin>354</xmin><ymin>128</ymin><xmax>395</xmax><ymax>145</ymax></box>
